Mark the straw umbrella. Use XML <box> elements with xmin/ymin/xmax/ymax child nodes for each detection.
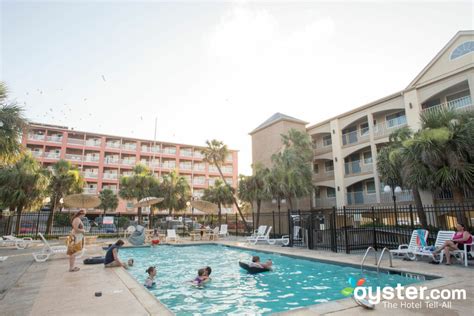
<box><xmin>134</xmin><ymin>197</ymin><xmax>164</xmax><ymax>228</ymax></box>
<box><xmin>63</xmin><ymin>193</ymin><xmax>101</xmax><ymax>209</ymax></box>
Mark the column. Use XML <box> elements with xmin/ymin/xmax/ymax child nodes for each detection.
<box><xmin>330</xmin><ymin>119</ymin><xmax>345</xmax><ymax>207</ymax></box>
<box><xmin>367</xmin><ymin>113</ymin><xmax>381</xmax><ymax>203</ymax></box>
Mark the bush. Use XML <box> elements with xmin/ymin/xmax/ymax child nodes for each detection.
<box><xmin>116</xmin><ymin>217</ymin><xmax>129</xmax><ymax>228</ymax></box>
<box><xmin>54</xmin><ymin>213</ymin><xmax>71</xmax><ymax>226</ymax></box>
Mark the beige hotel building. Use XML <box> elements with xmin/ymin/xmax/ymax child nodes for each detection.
<box><xmin>251</xmin><ymin>30</ymin><xmax>474</xmax><ymax>211</ymax></box>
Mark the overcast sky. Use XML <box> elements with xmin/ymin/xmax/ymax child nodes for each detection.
<box><xmin>1</xmin><ymin>1</ymin><xmax>472</xmax><ymax>175</ymax></box>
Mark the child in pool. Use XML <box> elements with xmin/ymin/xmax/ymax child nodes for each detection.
<box><xmin>193</xmin><ymin>268</ymin><xmax>208</xmax><ymax>286</ymax></box>
<box><xmin>144</xmin><ymin>266</ymin><xmax>156</xmax><ymax>288</ymax></box>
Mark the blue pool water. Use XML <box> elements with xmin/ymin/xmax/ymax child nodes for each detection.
<box><xmin>121</xmin><ymin>245</ymin><xmax>421</xmax><ymax>315</ymax></box>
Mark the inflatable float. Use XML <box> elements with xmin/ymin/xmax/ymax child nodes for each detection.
<box><xmin>239</xmin><ymin>261</ymin><xmax>271</xmax><ymax>274</ymax></box>
<box><xmin>83</xmin><ymin>256</ymin><xmax>105</xmax><ymax>265</ymax></box>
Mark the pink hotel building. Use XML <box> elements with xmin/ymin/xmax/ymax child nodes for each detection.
<box><xmin>23</xmin><ymin>122</ymin><xmax>239</xmax><ymax>214</ymax></box>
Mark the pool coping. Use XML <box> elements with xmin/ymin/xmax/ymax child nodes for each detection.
<box><xmin>118</xmin><ymin>241</ymin><xmax>468</xmax><ymax>315</ymax></box>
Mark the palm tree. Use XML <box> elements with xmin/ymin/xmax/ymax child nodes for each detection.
<box><xmin>202</xmin><ymin>179</ymin><xmax>234</xmax><ymax>226</ymax></box>
<box><xmin>201</xmin><ymin>139</ymin><xmax>250</xmax><ymax>231</ymax></box>
<box><xmin>119</xmin><ymin>164</ymin><xmax>158</xmax><ymax>225</ymax></box>
<box><xmin>0</xmin><ymin>153</ymin><xmax>49</xmax><ymax>234</ymax></box>
<box><xmin>46</xmin><ymin>160</ymin><xmax>84</xmax><ymax>234</ymax></box>
<box><xmin>159</xmin><ymin>170</ymin><xmax>191</xmax><ymax>215</ymax></box>
<box><xmin>0</xmin><ymin>82</ymin><xmax>28</xmax><ymax>166</ymax></box>
<box><xmin>270</xmin><ymin>129</ymin><xmax>314</xmax><ymax>210</ymax></box>
<box><xmin>99</xmin><ymin>189</ymin><xmax>119</xmax><ymax>216</ymax></box>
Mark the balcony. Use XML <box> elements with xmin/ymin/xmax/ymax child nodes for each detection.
<box><xmin>222</xmin><ymin>167</ymin><xmax>233</xmax><ymax>174</ymax></box>
<box><xmin>342</xmin><ymin>129</ymin><xmax>370</xmax><ymax>147</ymax></box>
<box><xmin>65</xmin><ymin>154</ymin><xmax>83</xmax><ymax>161</ymax></box>
<box><xmin>346</xmin><ymin>192</ymin><xmax>377</xmax><ymax>205</ymax></box>
<box><xmin>193</xmin><ymin>180</ymin><xmax>206</xmax><ymax>185</ymax></box>
<box><xmin>422</xmin><ymin>95</ymin><xmax>472</xmax><ymax>114</ymax></box>
<box><xmin>193</xmin><ymin>151</ymin><xmax>204</xmax><ymax>159</ymax></box>
<box><xmin>380</xmin><ymin>190</ymin><xmax>414</xmax><ymax>203</ymax></box>
<box><xmin>121</xmin><ymin>159</ymin><xmax>136</xmax><ymax>166</ymax></box>
<box><xmin>103</xmin><ymin>173</ymin><xmax>118</xmax><ymax>180</ymax></box>
<box><xmin>106</xmin><ymin>142</ymin><xmax>121</xmax><ymax>149</ymax></box>
<box><xmin>104</xmin><ymin>157</ymin><xmax>120</xmax><ymax>165</ymax></box>
<box><xmin>84</xmin><ymin>155</ymin><xmax>100</xmax><ymax>163</ymax></box>
<box><xmin>180</xmin><ymin>150</ymin><xmax>193</xmax><ymax>157</ymax></box>
<box><xmin>67</xmin><ymin>138</ymin><xmax>84</xmax><ymax>146</ymax></box>
<box><xmin>312</xmin><ymin>141</ymin><xmax>332</xmax><ymax>155</ymax></box>
<box><xmin>373</xmin><ymin>116</ymin><xmax>408</xmax><ymax>138</ymax></box>
<box><xmin>121</xmin><ymin>144</ymin><xmax>137</xmax><ymax>151</ymax></box>
<box><xmin>46</xmin><ymin>135</ymin><xmax>63</xmax><ymax>143</ymax></box>
<box><xmin>83</xmin><ymin>172</ymin><xmax>98</xmax><ymax>179</ymax></box>
<box><xmin>209</xmin><ymin>166</ymin><xmax>219</xmax><ymax>173</ymax></box>
<box><xmin>28</xmin><ymin>134</ymin><xmax>45</xmax><ymax>141</ymax></box>
<box><xmin>141</xmin><ymin>146</ymin><xmax>160</xmax><ymax>153</ymax></box>
<box><xmin>179</xmin><ymin>163</ymin><xmax>192</xmax><ymax>170</ymax></box>
<box><xmin>313</xmin><ymin>170</ymin><xmax>335</xmax><ymax>182</ymax></box>
<box><xmin>85</xmin><ymin>140</ymin><xmax>101</xmax><ymax>147</ymax></box>
<box><xmin>45</xmin><ymin>152</ymin><xmax>60</xmax><ymax>160</ymax></box>
<box><xmin>122</xmin><ymin>172</ymin><xmax>134</xmax><ymax>177</ymax></box>
<box><xmin>83</xmin><ymin>188</ymin><xmax>97</xmax><ymax>194</ymax></box>
<box><xmin>314</xmin><ymin>197</ymin><xmax>336</xmax><ymax>208</ymax></box>
<box><xmin>30</xmin><ymin>151</ymin><xmax>44</xmax><ymax>158</ymax></box>
<box><xmin>161</xmin><ymin>163</ymin><xmax>176</xmax><ymax>170</ymax></box>
<box><xmin>344</xmin><ymin>161</ymin><xmax>373</xmax><ymax>177</ymax></box>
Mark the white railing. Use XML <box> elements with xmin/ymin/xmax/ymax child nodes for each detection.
<box><xmin>313</xmin><ymin>170</ymin><xmax>335</xmax><ymax>181</ymax></box>
<box><xmin>422</xmin><ymin>95</ymin><xmax>472</xmax><ymax>114</ymax></box>
<box><xmin>67</xmin><ymin>138</ymin><xmax>84</xmax><ymax>145</ymax></box>
<box><xmin>226</xmin><ymin>154</ymin><xmax>233</xmax><ymax>162</ymax></box>
<box><xmin>104</xmin><ymin>158</ymin><xmax>120</xmax><ymax>164</ymax></box>
<box><xmin>103</xmin><ymin>173</ymin><xmax>118</xmax><ymax>180</ymax></box>
<box><xmin>346</xmin><ymin>192</ymin><xmax>377</xmax><ymax>205</ymax></box>
<box><xmin>161</xmin><ymin>163</ymin><xmax>176</xmax><ymax>169</ymax></box>
<box><xmin>106</xmin><ymin>142</ymin><xmax>121</xmax><ymax>149</ymax></box>
<box><xmin>373</xmin><ymin>116</ymin><xmax>408</xmax><ymax>138</ymax></box>
<box><xmin>121</xmin><ymin>144</ymin><xmax>137</xmax><ymax>151</ymax></box>
<box><xmin>193</xmin><ymin>180</ymin><xmax>206</xmax><ymax>185</ymax></box>
<box><xmin>222</xmin><ymin>167</ymin><xmax>233</xmax><ymax>174</ymax></box>
<box><xmin>28</xmin><ymin>134</ymin><xmax>45</xmax><ymax>141</ymax></box>
<box><xmin>85</xmin><ymin>140</ymin><xmax>101</xmax><ymax>147</ymax></box>
<box><xmin>84</xmin><ymin>172</ymin><xmax>98</xmax><ymax>179</ymax></box>
<box><xmin>179</xmin><ymin>164</ymin><xmax>192</xmax><ymax>170</ymax></box>
<box><xmin>84</xmin><ymin>156</ymin><xmax>100</xmax><ymax>162</ymax></box>
<box><xmin>163</xmin><ymin>148</ymin><xmax>176</xmax><ymax>155</ymax></box>
<box><xmin>209</xmin><ymin>166</ymin><xmax>219</xmax><ymax>173</ymax></box>
<box><xmin>30</xmin><ymin>151</ymin><xmax>44</xmax><ymax>157</ymax></box>
<box><xmin>342</xmin><ymin>129</ymin><xmax>370</xmax><ymax>146</ymax></box>
<box><xmin>193</xmin><ymin>151</ymin><xmax>204</xmax><ymax>159</ymax></box>
<box><xmin>225</xmin><ymin>179</ymin><xmax>233</xmax><ymax>185</ymax></box>
<box><xmin>380</xmin><ymin>190</ymin><xmax>414</xmax><ymax>203</ymax></box>
<box><xmin>180</xmin><ymin>150</ymin><xmax>193</xmax><ymax>157</ymax></box>
<box><xmin>122</xmin><ymin>172</ymin><xmax>134</xmax><ymax>177</ymax></box>
<box><xmin>121</xmin><ymin>159</ymin><xmax>136</xmax><ymax>166</ymax></box>
<box><xmin>141</xmin><ymin>146</ymin><xmax>160</xmax><ymax>153</ymax></box>
<box><xmin>46</xmin><ymin>135</ymin><xmax>62</xmax><ymax>143</ymax></box>
<box><xmin>83</xmin><ymin>188</ymin><xmax>97</xmax><ymax>194</ymax></box>
<box><xmin>194</xmin><ymin>165</ymin><xmax>206</xmax><ymax>172</ymax></box>
<box><xmin>344</xmin><ymin>161</ymin><xmax>373</xmax><ymax>176</ymax></box>
<box><xmin>65</xmin><ymin>154</ymin><xmax>82</xmax><ymax>161</ymax></box>
<box><xmin>45</xmin><ymin>152</ymin><xmax>60</xmax><ymax>159</ymax></box>
<box><xmin>313</xmin><ymin>140</ymin><xmax>333</xmax><ymax>155</ymax></box>
<box><xmin>315</xmin><ymin>197</ymin><xmax>336</xmax><ymax>208</ymax></box>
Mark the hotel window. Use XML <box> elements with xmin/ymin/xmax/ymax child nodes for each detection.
<box><xmin>315</xmin><ymin>189</ymin><xmax>321</xmax><ymax>199</ymax></box>
<box><xmin>325</xmin><ymin>161</ymin><xmax>334</xmax><ymax>172</ymax></box>
<box><xmin>450</xmin><ymin>41</ymin><xmax>474</xmax><ymax>60</ymax></box>
<box><xmin>366</xmin><ymin>181</ymin><xmax>376</xmax><ymax>194</ymax></box>
<box><xmin>313</xmin><ymin>164</ymin><xmax>319</xmax><ymax>174</ymax></box>
<box><xmin>363</xmin><ymin>151</ymin><xmax>372</xmax><ymax>164</ymax></box>
<box><xmin>327</xmin><ymin>187</ymin><xmax>336</xmax><ymax>198</ymax></box>
<box><xmin>322</xmin><ymin>135</ymin><xmax>332</xmax><ymax>146</ymax></box>
<box><xmin>360</xmin><ymin>122</ymin><xmax>369</xmax><ymax>136</ymax></box>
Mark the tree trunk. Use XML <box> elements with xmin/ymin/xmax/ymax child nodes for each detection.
<box><xmin>287</xmin><ymin>196</ymin><xmax>294</xmax><ymax>212</ymax></box>
<box><xmin>138</xmin><ymin>206</ymin><xmax>142</xmax><ymax>225</ymax></box>
<box><xmin>452</xmin><ymin>186</ymin><xmax>467</xmax><ymax>225</ymax></box>
<box><xmin>7</xmin><ymin>206</ymin><xmax>15</xmax><ymax>235</ymax></box>
<box><xmin>256</xmin><ymin>199</ymin><xmax>261</xmax><ymax>228</ymax></box>
<box><xmin>216</xmin><ymin>165</ymin><xmax>250</xmax><ymax>232</ymax></box>
<box><xmin>412</xmin><ymin>188</ymin><xmax>428</xmax><ymax>228</ymax></box>
<box><xmin>14</xmin><ymin>205</ymin><xmax>24</xmax><ymax>235</ymax></box>
<box><xmin>45</xmin><ymin>197</ymin><xmax>59</xmax><ymax>235</ymax></box>
<box><xmin>218</xmin><ymin>203</ymin><xmax>222</xmax><ymax>227</ymax></box>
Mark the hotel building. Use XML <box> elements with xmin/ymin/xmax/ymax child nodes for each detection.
<box><xmin>251</xmin><ymin>30</ymin><xmax>474</xmax><ymax>211</ymax></box>
<box><xmin>23</xmin><ymin>123</ymin><xmax>238</xmax><ymax>213</ymax></box>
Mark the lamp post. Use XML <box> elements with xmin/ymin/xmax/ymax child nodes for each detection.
<box><xmin>384</xmin><ymin>184</ymin><xmax>402</xmax><ymax>226</ymax></box>
<box><xmin>272</xmin><ymin>198</ymin><xmax>286</xmax><ymax>236</ymax></box>
<box><xmin>186</xmin><ymin>196</ymin><xmax>196</xmax><ymax>232</ymax></box>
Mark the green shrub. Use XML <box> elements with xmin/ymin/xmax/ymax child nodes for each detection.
<box><xmin>116</xmin><ymin>217</ymin><xmax>129</xmax><ymax>228</ymax></box>
<box><xmin>54</xmin><ymin>213</ymin><xmax>71</xmax><ymax>226</ymax></box>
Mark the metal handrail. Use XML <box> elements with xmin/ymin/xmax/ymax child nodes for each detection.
<box><xmin>361</xmin><ymin>246</ymin><xmax>377</xmax><ymax>272</ymax></box>
<box><xmin>377</xmin><ymin>247</ymin><xmax>393</xmax><ymax>273</ymax></box>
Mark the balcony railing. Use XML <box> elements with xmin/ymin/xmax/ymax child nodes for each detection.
<box><xmin>380</xmin><ymin>190</ymin><xmax>414</xmax><ymax>203</ymax></box>
<box><xmin>122</xmin><ymin>172</ymin><xmax>134</xmax><ymax>177</ymax></box>
<box><xmin>194</xmin><ymin>165</ymin><xmax>206</xmax><ymax>172</ymax></box>
<box><xmin>346</xmin><ymin>192</ymin><xmax>377</xmax><ymax>205</ymax></box>
<box><xmin>84</xmin><ymin>156</ymin><xmax>100</xmax><ymax>162</ymax></box>
<box><xmin>67</xmin><ymin>138</ymin><xmax>84</xmax><ymax>145</ymax></box>
<box><xmin>104</xmin><ymin>158</ymin><xmax>120</xmax><ymax>165</ymax></box>
<box><xmin>342</xmin><ymin>129</ymin><xmax>370</xmax><ymax>147</ymax></box>
<box><xmin>180</xmin><ymin>150</ymin><xmax>193</xmax><ymax>157</ymax></box>
<box><xmin>85</xmin><ymin>140</ymin><xmax>101</xmax><ymax>147</ymax></box>
<box><xmin>45</xmin><ymin>152</ymin><xmax>60</xmax><ymax>159</ymax></box>
<box><xmin>121</xmin><ymin>144</ymin><xmax>137</xmax><ymax>151</ymax></box>
<box><xmin>103</xmin><ymin>173</ymin><xmax>118</xmax><ymax>180</ymax></box>
<box><xmin>28</xmin><ymin>134</ymin><xmax>45</xmax><ymax>141</ymax></box>
<box><xmin>313</xmin><ymin>141</ymin><xmax>332</xmax><ymax>155</ymax></box>
<box><xmin>46</xmin><ymin>135</ymin><xmax>63</xmax><ymax>143</ymax></box>
<box><xmin>373</xmin><ymin>116</ymin><xmax>408</xmax><ymax>138</ymax></box>
<box><xmin>193</xmin><ymin>180</ymin><xmax>206</xmax><ymax>185</ymax></box>
<box><xmin>161</xmin><ymin>163</ymin><xmax>176</xmax><ymax>169</ymax></box>
<box><xmin>314</xmin><ymin>197</ymin><xmax>336</xmax><ymax>208</ymax></box>
<box><xmin>83</xmin><ymin>188</ymin><xmax>97</xmax><ymax>194</ymax></box>
<box><xmin>106</xmin><ymin>142</ymin><xmax>121</xmax><ymax>149</ymax></box>
<box><xmin>30</xmin><ymin>151</ymin><xmax>44</xmax><ymax>158</ymax></box>
<box><xmin>121</xmin><ymin>159</ymin><xmax>136</xmax><ymax>166</ymax></box>
<box><xmin>193</xmin><ymin>152</ymin><xmax>204</xmax><ymax>159</ymax></box>
<box><xmin>83</xmin><ymin>172</ymin><xmax>98</xmax><ymax>179</ymax></box>
<box><xmin>163</xmin><ymin>148</ymin><xmax>176</xmax><ymax>155</ymax></box>
<box><xmin>344</xmin><ymin>161</ymin><xmax>373</xmax><ymax>176</ymax></box>
<box><xmin>422</xmin><ymin>95</ymin><xmax>472</xmax><ymax>114</ymax></box>
<box><xmin>65</xmin><ymin>154</ymin><xmax>83</xmax><ymax>161</ymax></box>
<box><xmin>179</xmin><ymin>164</ymin><xmax>192</xmax><ymax>170</ymax></box>
<box><xmin>222</xmin><ymin>167</ymin><xmax>233</xmax><ymax>174</ymax></box>
<box><xmin>313</xmin><ymin>170</ymin><xmax>335</xmax><ymax>182</ymax></box>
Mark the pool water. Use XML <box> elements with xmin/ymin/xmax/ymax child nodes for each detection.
<box><xmin>121</xmin><ymin>244</ymin><xmax>420</xmax><ymax>315</ymax></box>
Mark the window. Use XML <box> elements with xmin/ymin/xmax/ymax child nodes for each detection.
<box><xmin>325</xmin><ymin>160</ymin><xmax>334</xmax><ymax>172</ymax></box>
<box><xmin>322</xmin><ymin>135</ymin><xmax>332</xmax><ymax>146</ymax></box>
<box><xmin>360</xmin><ymin>122</ymin><xmax>369</xmax><ymax>136</ymax></box>
<box><xmin>422</xmin><ymin>98</ymin><xmax>441</xmax><ymax>110</ymax></box>
<box><xmin>315</xmin><ymin>189</ymin><xmax>321</xmax><ymax>199</ymax></box>
<box><xmin>450</xmin><ymin>41</ymin><xmax>474</xmax><ymax>60</ymax></box>
<box><xmin>313</xmin><ymin>163</ymin><xmax>319</xmax><ymax>174</ymax></box>
<box><xmin>366</xmin><ymin>181</ymin><xmax>376</xmax><ymax>194</ymax></box>
<box><xmin>363</xmin><ymin>151</ymin><xmax>372</xmax><ymax>164</ymax></box>
<box><xmin>327</xmin><ymin>187</ymin><xmax>336</xmax><ymax>198</ymax></box>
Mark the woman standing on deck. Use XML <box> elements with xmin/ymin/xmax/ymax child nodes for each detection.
<box><xmin>67</xmin><ymin>209</ymin><xmax>86</xmax><ymax>272</ymax></box>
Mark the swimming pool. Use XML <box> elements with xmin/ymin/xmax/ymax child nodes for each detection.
<box><xmin>121</xmin><ymin>244</ymin><xmax>423</xmax><ymax>315</ymax></box>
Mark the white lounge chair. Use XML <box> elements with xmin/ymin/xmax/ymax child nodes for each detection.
<box><xmin>248</xmin><ymin>226</ymin><xmax>272</xmax><ymax>245</ymax></box>
<box><xmin>1</xmin><ymin>235</ymin><xmax>34</xmax><ymax>250</ymax></box>
<box><xmin>166</xmin><ymin>229</ymin><xmax>179</xmax><ymax>242</ymax></box>
<box><xmin>451</xmin><ymin>242</ymin><xmax>473</xmax><ymax>267</ymax></box>
<box><xmin>390</xmin><ymin>229</ymin><xmax>429</xmax><ymax>260</ymax></box>
<box><xmin>209</xmin><ymin>227</ymin><xmax>220</xmax><ymax>240</ymax></box>
<box><xmin>0</xmin><ymin>256</ymin><xmax>8</xmax><ymax>262</ymax></box>
<box><xmin>218</xmin><ymin>224</ymin><xmax>229</xmax><ymax>238</ymax></box>
<box><xmin>246</xmin><ymin>225</ymin><xmax>267</xmax><ymax>242</ymax></box>
<box><xmin>414</xmin><ymin>230</ymin><xmax>455</xmax><ymax>263</ymax></box>
<box><xmin>32</xmin><ymin>233</ymin><xmax>68</xmax><ymax>263</ymax></box>
<box><xmin>274</xmin><ymin>226</ymin><xmax>302</xmax><ymax>246</ymax></box>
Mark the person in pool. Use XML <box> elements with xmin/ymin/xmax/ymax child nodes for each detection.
<box><xmin>193</xmin><ymin>268</ymin><xmax>208</xmax><ymax>286</ymax></box>
<box><xmin>144</xmin><ymin>266</ymin><xmax>157</xmax><ymax>288</ymax></box>
<box><xmin>249</xmin><ymin>256</ymin><xmax>272</xmax><ymax>269</ymax></box>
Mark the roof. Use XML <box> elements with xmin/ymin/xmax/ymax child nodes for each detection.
<box><xmin>249</xmin><ymin>112</ymin><xmax>309</xmax><ymax>135</ymax></box>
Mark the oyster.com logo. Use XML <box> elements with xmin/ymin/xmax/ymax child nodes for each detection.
<box><xmin>341</xmin><ymin>277</ymin><xmax>366</xmax><ymax>296</ymax></box>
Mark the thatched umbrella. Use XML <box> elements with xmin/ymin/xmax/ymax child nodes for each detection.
<box><xmin>134</xmin><ymin>197</ymin><xmax>164</xmax><ymax>208</ymax></box>
<box><xmin>63</xmin><ymin>194</ymin><xmax>100</xmax><ymax>209</ymax></box>
<box><xmin>190</xmin><ymin>200</ymin><xmax>218</xmax><ymax>214</ymax></box>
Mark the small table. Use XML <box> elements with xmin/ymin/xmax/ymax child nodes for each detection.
<box><xmin>191</xmin><ymin>228</ymin><xmax>213</xmax><ymax>240</ymax></box>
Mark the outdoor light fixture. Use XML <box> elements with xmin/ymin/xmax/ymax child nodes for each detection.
<box><xmin>409</xmin><ymin>102</ymin><xmax>413</xmax><ymax>109</ymax></box>
<box><xmin>332</xmin><ymin>129</ymin><xmax>335</xmax><ymax>134</ymax></box>
<box><xmin>384</xmin><ymin>185</ymin><xmax>402</xmax><ymax>224</ymax></box>
<box><xmin>334</xmin><ymin>157</ymin><xmax>338</xmax><ymax>162</ymax></box>
<box><xmin>271</xmin><ymin>198</ymin><xmax>286</xmax><ymax>236</ymax></box>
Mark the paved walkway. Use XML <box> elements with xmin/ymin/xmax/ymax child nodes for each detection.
<box><xmin>1</xmin><ymin>239</ymin><xmax>473</xmax><ymax>315</ymax></box>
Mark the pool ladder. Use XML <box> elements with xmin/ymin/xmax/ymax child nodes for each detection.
<box><xmin>361</xmin><ymin>247</ymin><xmax>393</xmax><ymax>273</ymax></box>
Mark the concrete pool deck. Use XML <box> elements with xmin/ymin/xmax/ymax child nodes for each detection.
<box><xmin>0</xmin><ymin>238</ymin><xmax>473</xmax><ymax>315</ymax></box>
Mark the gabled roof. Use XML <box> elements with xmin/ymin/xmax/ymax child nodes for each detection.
<box><xmin>249</xmin><ymin>112</ymin><xmax>308</xmax><ymax>135</ymax></box>
<box><xmin>406</xmin><ymin>30</ymin><xmax>474</xmax><ymax>89</ymax></box>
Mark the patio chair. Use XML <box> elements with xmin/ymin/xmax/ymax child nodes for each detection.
<box><xmin>414</xmin><ymin>230</ymin><xmax>455</xmax><ymax>263</ymax></box>
<box><xmin>32</xmin><ymin>233</ymin><xmax>68</xmax><ymax>263</ymax></box>
<box><xmin>390</xmin><ymin>229</ymin><xmax>429</xmax><ymax>260</ymax></box>
<box><xmin>218</xmin><ymin>224</ymin><xmax>229</xmax><ymax>238</ymax></box>
<box><xmin>451</xmin><ymin>242</ymin><xmax>473</xmax><ymax>267</ymax></box>
<box><xmin>274</xmin><ymin>226</ymin><xmax>303</xmax><ymax>246</ymax></box>
<box><xmin>166</xmin><ymin>229</ymin><xmax>179</xmax><ymax>242</ymax></box>
<box><xmin>0</xmin><ymin>256</ymin><xmax>8</xmax><ymax>262</ymax></box>
<box><xmin>247</xmin><ymin>226</ymin><xmax>272</xmax><ymax>245</ymax></box>
<box><xmin>246</xmin><ymin>225</ymin><xmax>267</xmax><ymax>242</ymax></box>
<box><xmin>1</xmin><ymin>235</ymin><xmax>34</xmax><ymax>250</ymax></box>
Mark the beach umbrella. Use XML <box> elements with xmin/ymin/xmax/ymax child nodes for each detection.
<box><xmin>63</xmin><ymin>194</ymin><xmax>101</xmax><ymax>208</ymax></box>
<box><xmin>190</xmin><ymin>200</ymin><xmax>219</xmax><ymax>214</ymax></box>
<box><xmin>134</xmin><ymin>197</ymin><xmax>164</xmax><ymax>208</ymax></box>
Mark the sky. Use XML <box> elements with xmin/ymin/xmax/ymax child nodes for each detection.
<box><xmin>1</xmin><ymin>0</ymin><xmax>473</xmax><ymax>175</ymax></box>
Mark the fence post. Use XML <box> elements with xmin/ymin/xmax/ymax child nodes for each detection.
<box><xmin>308</xmin><ymin>212</ymin><xmax>314</xmax><ymax>250</ymax></box>
<box><xmin>409</xmin><ymin>204</ymin><xmax>415</xmax><ymax>230</ymax></box>
<box><xmin>371</xmin><ymin>206</ymin><xmax>377</xmax><ymax>251</ymax></box>
<box><xmin>35</xmin><ymin>211</ymin><xmax>41</xmax><ymax>238</ymax></box>
<box><xmin>235</xmin><ymin>213</ymin><xmax>238</xmax><ymax>237</ymax></box>
<box><xmin>343</xmin><ymin>206</ymin><xmax>349</xmax><ymax>254</ymax></box>
<box><xmin>272</xmin><ymin>209</ymin><xmax>275</xmax><ymax>238</ymax></box>
<box><xmin>331</xmin><ymin>207</ymin><xmax>337</xmax><ymax>253</ymax></box>
<box><xmin>287</xmin><ymin>208</ymin><xmax>293</xmax><ymax>247</ymax></box>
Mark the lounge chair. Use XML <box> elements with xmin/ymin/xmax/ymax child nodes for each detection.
<box><xmin>166</xmin><ymin>229</ymin><xmax>179</xmax><ymax>242</ymax></box>
<box><xmin>209</xmin><ymin>227</ymin><xmax>220</xmax><ymax>240</ymax></box>
<box><xmin>218</xmin><ymin>224</ymin><xmax>229</xmax><ymax>238</ymax></box>
<box><xmin>1</xmin><ymin>235</ymin><xmax>34</xmax><ymax>250</ymax></box>
<box><xmin>390</xmin><ymin>229</ymin><xmax>429</xmax><ymax>260</ymax></box>
<box><xmin>247</xmin><ymin>226</ymin><xmax>272</xmax><ymax>245</ymax></box>
<box><xmin>246</xmin><ymin>225</ymin><xmax>267</xmax><ymax>242</ymax></box>
<box><xmin>451</xmin><ymin>242</ymin><xmax>473</xmax><ymax>267</ymax></box>
<box><xmin>32</xmin><ymin>233</ymin><xmax>69</xmax><ymax>263</ymax></box>
<box><xmin>0</xmin><ymin>256</ymin><xmax>8</xmax><ymax>262</ymax></box>
<box><xmin>414</xmin><ymin>230</ymin><xmax>455</xmax><ymax>263</ymax></box>
<box><xmin>271</xmin><ymin>226</ymin><xmax>303</xmax><ymax>246</ymax></box>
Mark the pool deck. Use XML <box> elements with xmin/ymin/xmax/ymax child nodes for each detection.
<box><xmin>0</xmin><ymin>238</ymin><xmax>473</xmax><ymax>315</ymax></box>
